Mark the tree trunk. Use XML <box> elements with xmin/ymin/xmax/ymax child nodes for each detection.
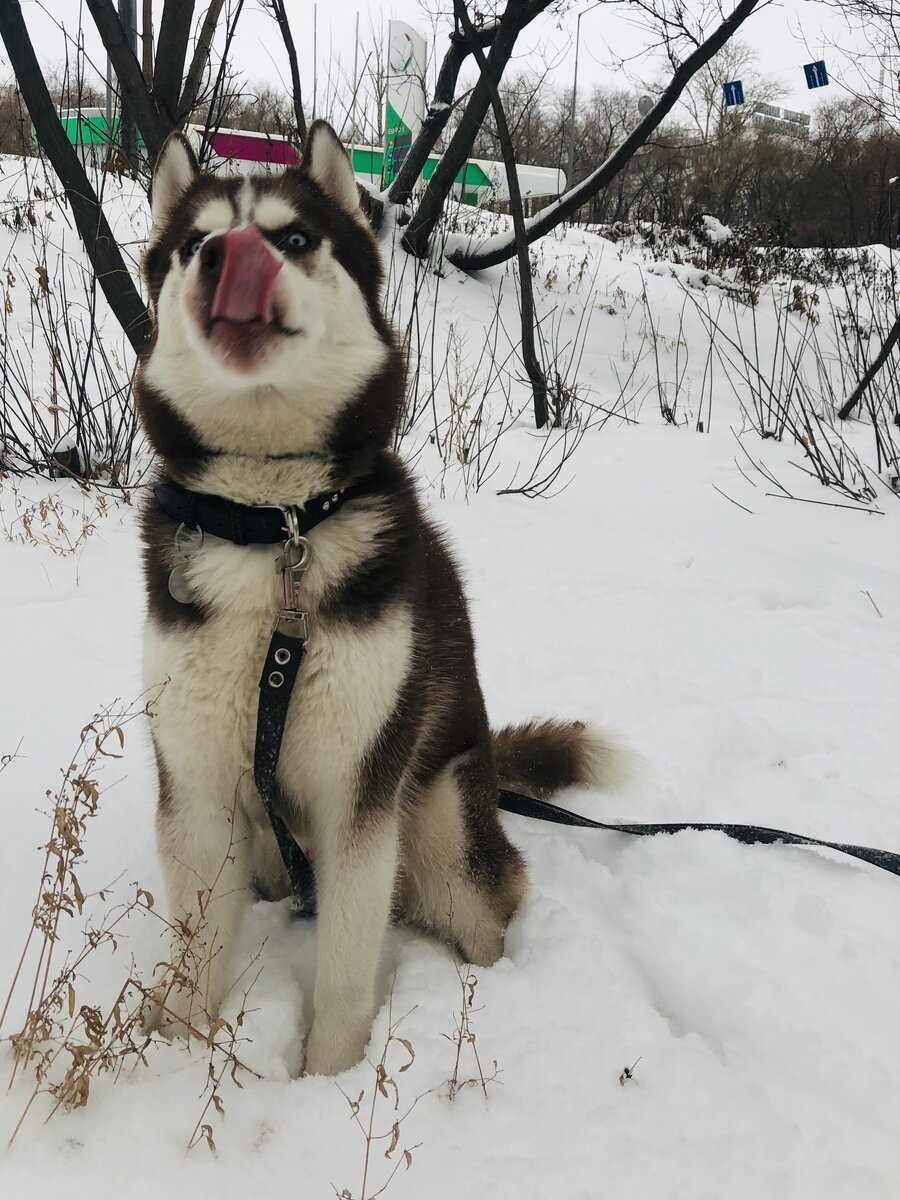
<box><xmin>86</xmin><ymin>0</ymin><xmax>171</xmax><ymax>158</ymax></box>
<box><xmin>454</xmin><ymin>0</ymin><xmax>547</xmax><ymax>428</ymax></box>
<box><xmin>153</xmin><ymin>0</ymin><xmax>195</xmax><ymax>125</ymax></box>
<box><xmin>402</xmin><ymin>6</ymin><xmax>528</xmax><ymax>258</ymax></box>
<box><xmin>386</xmin><ymin>23</ymin><xmax>498</xmax><ymax>208</ymax></box>
<box><xmin>0</xmin><ymin>1</ymin><xmax>151</xmax><ymax>352</ymax></box>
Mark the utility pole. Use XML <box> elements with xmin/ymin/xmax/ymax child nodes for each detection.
<box><xmin>567</xmin><ymin>2</ymin><xmax>604</xmax><ymax>190</ymax></box>
<box><xmin>119</xmin><ymin>0</ymin><xmax>137</xmax><ymax>167</ymax></box>
<box><xmin>351</xmin><ymin>10</ymin><xmax>359</xmax><ymax>142</ymax></box>
<box><xmin>312</xmin><ymin>4</ymin><xmax>318</xmax><ymax>122</ymax></box>
<box><xmin>142</xmin><ymin>0</ymin><xmax>153</xmax><ymax>85</ymax></box>
<box><xmin>107</xmin><ymin>0</ymin><xmax>138</xmax><ymax>166</ymax></box>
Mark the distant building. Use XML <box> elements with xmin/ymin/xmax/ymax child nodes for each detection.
<box><xmin>39</xmin><ymin>109</ymin><xmax>565</xmax><ymax>207</ymax></box>
<box><xmin>749</xmin><ymin>103</ymin><xmax>811</xmax><ymax>140</ymax></box>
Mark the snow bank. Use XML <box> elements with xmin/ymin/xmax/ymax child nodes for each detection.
<box><xmin>1</xmin><ymin>158</ymin><xmax>899</xmax><ymax>1200</ymax></box>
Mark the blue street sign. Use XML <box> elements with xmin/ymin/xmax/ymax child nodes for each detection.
<box><xmin>723</xmin><ymin>80</ymin><xmax>745</xmax><ymax>107</ymax></box>
<box><xmin>804</xmin><ymin>61</ymin><xmax>829</xmax><ymax>89</ymax></box>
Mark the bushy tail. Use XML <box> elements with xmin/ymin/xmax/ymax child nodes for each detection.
<box><xmin>491</xmin><ymin>719</ymin><xmax>627</xmax><ymax>801</ymax></box>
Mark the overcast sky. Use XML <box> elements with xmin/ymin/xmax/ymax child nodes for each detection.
<box><xmin>11</xmin><ymin>0</ymin><xmax>887</xmax><ymax>129</ymax></box>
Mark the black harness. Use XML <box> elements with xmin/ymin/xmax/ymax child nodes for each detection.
<box><xmin>155</xmin><ymin>478</ymin><xmax>371</xmax><ymax>913</ymax></box>
<box><xmin>154</xmin><ymin>479</ymin><xmax>900</xmax><ymax>908</ymax></box>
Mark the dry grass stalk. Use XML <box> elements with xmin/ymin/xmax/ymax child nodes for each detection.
<box><xmin>0</xmin><ymin>481</ymin><xmax>122</xmax><ymax>557</ymax></box>
<box><xmin>335</xmin><ymin>993</ymin><xmax>435</xmax><ymax>1200</ymax></box>
<box><xmin>445</xmin><ymin>962</ymin><xmax>499</xmax><ymax>1103</ymax></box>
<box><xmin>0</xmin><ymin>695</ymin><xmax>263</xmax><ymax>1149</ymax></box>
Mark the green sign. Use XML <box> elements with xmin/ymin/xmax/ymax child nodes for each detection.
<box><xmin>39</xmin><ymin>112</ymin><xmax>144</xmax><ymax>149</ymax></box>
<box><xmin>381</xmin><ymin>100</ymin><xmax>412</xmax><ymax>188</ymax></box>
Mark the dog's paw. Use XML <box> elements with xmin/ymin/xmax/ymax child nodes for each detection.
<box><xmin>303</xmin><ymin>1020</ymin><xmax>368</xmax><ymax>1077</ymax></box>
<box><xmin>456</xmin><ymin>924</ymin><xmax>505</xmax><ymax>969</ymax></box>
<box><xmin>140</xmin><ymin>983</ymin><xmax>205</xmax><ymax>1042</ymax></box>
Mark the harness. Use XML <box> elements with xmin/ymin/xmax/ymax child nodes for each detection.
<box><xmin>154</xmin><ymin>478</ymin><xmax>900</xmax><ymax>914</ymax></box>
<box><xmin>155</xmin><ymin>478</ymin><xmax>372</xmax><ymax>913</ymax></box>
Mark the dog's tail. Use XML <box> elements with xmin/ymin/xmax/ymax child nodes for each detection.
<box><xmin>491</xmin><ymin>719</ymin><xmax>628</xmax><ymax>801</ymax></box>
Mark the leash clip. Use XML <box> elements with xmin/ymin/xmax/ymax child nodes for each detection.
<box><xmin>277</xmin><ymin>534</ymin><xmax>312</xmax><ymax>611</ymax></box>
<box><xmin>275</xmin><ymin>609</ymin><xmax>309</xmax><ymax>641</ymax></box>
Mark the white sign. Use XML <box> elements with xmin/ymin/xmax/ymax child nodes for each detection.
<box><xmin>383</xmin><ymin>20</ymin><xmax>427</xmax><ymax>185</ymax></box>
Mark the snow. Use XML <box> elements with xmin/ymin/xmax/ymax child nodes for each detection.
<box><xmin>701</xmin><ymin>213</ymin><xmax>732</xmax><ymax>243</ymax></box>
<box><xmin>2</xmin><ymin>162</ymin><xmax>900</xmax><ymax>1198</ymax></box>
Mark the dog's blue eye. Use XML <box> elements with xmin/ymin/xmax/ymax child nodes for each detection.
<box><xmin>283</xmin><ymin>231</ymin><xmax>307</xmax><ymax>251</ymax></box>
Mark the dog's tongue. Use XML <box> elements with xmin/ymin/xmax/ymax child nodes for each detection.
<box><xmin>211</xmin><ymin>226</ymin><xmax>283</xmax><ymax>324</ymax></box>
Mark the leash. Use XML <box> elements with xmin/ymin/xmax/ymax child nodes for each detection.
<box><xmin>155</xmin><ymin>477</ymin><xmax>900</xmax><ymax>907</ymax></box>
<box><xmin>497</xmin><ymin>790</ymin><xmax>900</xmax><ymax>878</ymax></box>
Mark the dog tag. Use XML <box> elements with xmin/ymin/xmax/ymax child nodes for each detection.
<box><xmin>168</xmin><ymin>522</ymin><xmax>203</xmax><ymax>604</ymax></box>
<box><xmin>174</xmin><ymin>524</ymin><xmax>204</xmax><ymax>559</ymax></box>
<box><xmin>168</xmin><ymin>563</ymin><xmax>195</xmax><ymax>604</ymax></box>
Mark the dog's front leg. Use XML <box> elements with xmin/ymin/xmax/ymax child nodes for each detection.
<box><xmin>303</xmin><ymin>808</ymin><xmax>399</xmax><ymax>1076</ymax></box>
<box><xmin>148</xmin><ymin>764</ymin><xmax>254</xmax><ymax>1038</ymax></box>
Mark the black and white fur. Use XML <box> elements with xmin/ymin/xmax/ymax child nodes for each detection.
<box><xmin>138</xmin><ymin>122</ymin><xmax>620</xmax><ymax>1076</ymax></box>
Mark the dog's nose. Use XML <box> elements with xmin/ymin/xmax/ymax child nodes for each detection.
<box><xmin>207</xmin><ymin>226</ymin><xmax>283</xmax><ymax>325</ymax></box>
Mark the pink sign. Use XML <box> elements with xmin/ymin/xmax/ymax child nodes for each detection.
<box><xmin>205</xmin><ymin>130</ymin><xmax>300</xmax><ymax>166</ymax></box>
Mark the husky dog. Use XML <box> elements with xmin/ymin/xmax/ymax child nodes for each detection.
<box><xmin>137</xmin><ymin>122</ymin><xmax>618</xmax><ymax>1076</ymax></box>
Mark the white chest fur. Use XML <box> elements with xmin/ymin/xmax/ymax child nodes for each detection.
<box><xmin>144</xmin><ymin>514</ymin><xmax>413</xmax><ymax>830</ymax></box>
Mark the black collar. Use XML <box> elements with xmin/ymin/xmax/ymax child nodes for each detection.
<box><xmin>153</xmin><ymin>477</ymin><xmax>370</xmax><ymax>546</ymax></box>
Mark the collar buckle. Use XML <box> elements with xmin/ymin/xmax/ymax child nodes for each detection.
<box><xmin>281</xmin><ymin>505</ymin><xmax>302</xmax><ymax>546</ymax></box>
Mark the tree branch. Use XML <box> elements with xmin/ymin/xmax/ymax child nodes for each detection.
<box><xmin>265</xmin><ymin>0</ymin><xmax>307</xmax><ymax>143</ymax></box>
<box><xmin>838</xmin><ymin>311</ymin><xmax>900</xmax><ymax>420</ymax></box>
<box><xmin>450</xmin><ymin>0</ymin><xmax>762</xmax><ymax>270</ymax></box>
<box><xmin>178</xmin><ymin>0</ymin><xmax>227</xmax><ymax>121</ymax></box>
<box><xmin>454</xmin><ymin>0</ymin><xmax>547</xmax><ymax>427</ymax></box>
<box><xmin>0</xmin><ymin>1</ymin><xmax>151</xmax><ymax>352</ymax></box>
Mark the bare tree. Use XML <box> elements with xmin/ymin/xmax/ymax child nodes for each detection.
<box><xmin>178</xmin><ymin>0</ymin><xmax>227</xmax><ymax>120</ymax></box>
<box><xmin>443</xmin><ymin>0</ymin><xmax>764</xmax><ymax>269</ymax></box>
<box><xmin>839</xmin><ymin>318</ymin><xmax>900</xmax><ymax>419</ymax></box>
<box><xmin>0</xmin><ymin>0</ymin><xmax>238</xmax><ymax>349</ymax></box>
<box><xmin>264</xmin><ymin>0</ymin><xmax>308</xmax><ymax>142</ymax></box>
<box><xmin>142</xmin><ymin>0</ymin><xmax>153</xmax><ymax>82</ymax></box>
<box><xmin>85</xmin><ymin>0</ymin><xmax>172</xmax><ymax>158</ymax></box>
<box><xmin>0</xmin><ymin>1</ymin><xmax>151</xmax><ymax>351</ymax></box>
<box><xmin>402</xmin><ymin>0</ymin><xmax>555</xmax><ymax>258</ymax></box>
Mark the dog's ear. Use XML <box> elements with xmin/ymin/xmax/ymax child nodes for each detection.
<box><xmin>151</xmin><ymin>132</ymin><xmax>199</xmax><ymax>232</ymax></box>
<box><xmin>303</xmin><ymin>121</ymin><xmax>360</xmax><ymax>214</ymax></box>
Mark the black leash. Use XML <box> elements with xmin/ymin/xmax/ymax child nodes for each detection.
<box><xmin>497</xmin><ymin>790</ymin><xmax>900</xmax><ymax>878</ymax></box>
<box><xmin>255</xmin><ymin>610</ymin><xmax>317</xmax><ymax>912</ymax></box>
<box><xmin>156</xmin><ymin>477</ymin><xmax>900</xmax><ymax>903</ymax></box>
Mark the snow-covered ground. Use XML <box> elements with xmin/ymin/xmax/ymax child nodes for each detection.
<box><xmin>1</xmin><ymin>159</ymin><xmax>899</xmax><ymax>1198</ymax></box>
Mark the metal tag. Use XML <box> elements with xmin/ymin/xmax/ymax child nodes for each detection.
<box><xmin>168</xmin><ymin>522</ymin><xmax>203</xmax><ymax>605</ymax></box>
<box><xmin>168</xmin><ymin>563</ymin><xmax>195</xmax><ymax>604</ymax></box>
